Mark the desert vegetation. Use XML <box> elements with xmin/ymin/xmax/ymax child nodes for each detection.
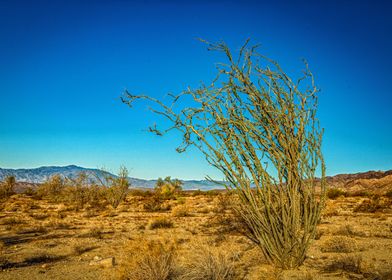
<box><xmin>0</xmin><ymin>177</ymin><xmax>392</xmax><ymax>279</ymax></box>
<box><xmin>123</xmin><ymin>40</ymin><xmax>326</xmax><ymax>269</ymax></box>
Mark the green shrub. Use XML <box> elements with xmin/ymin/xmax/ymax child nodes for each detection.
<box><xmin>155</xmin><ymin>177</ymin><xmax>182</xmax><ymax>199</ymax></box>
<box><xmin>326</xmin><ymin>188</ymin><xmax>346</xmax><ymax>199</ymax></box>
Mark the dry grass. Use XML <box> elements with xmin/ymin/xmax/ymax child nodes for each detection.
<box><xmin>147</xmin><ymin>218</ymin><xmax>174</xmax><ymax>230</ymax></box>
<box><xmin>120</xmin><ymin>240</ymin><xmax>177</xmax><ymax>280</ymax></box>
<box><xmin>320</xmin><ymin>236</ymin><xmax>357</xmax><ymax>253</ymax></box>
<box><xmin>353</xmin><ymin>197</ymin><xmax>392</xmax><ymax>213</ymax></box>
<box><xmin>172</xmin><ymin>205</ymin><xmax>191</xmax><ymax>217</ymax></box>
<box><xmin>324</xmin><ymin>254</ymin><xmax>363</xmax><ymax>273</ymax></box>
<box><xmin>326</xmin><ymin>188</ymin><xmax>346</xmax><ymax>200</ymax></box>
<box><xmin>179</xmin><ymin>245</ymin><xmax>237</xmax><ymax>280</ymax></box>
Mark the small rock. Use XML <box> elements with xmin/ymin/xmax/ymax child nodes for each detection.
<box><xmin>89</xmin><ymin>257</ymin><xmax>115</xmax><ymax>268</ymax></box>
<box><xmin>41</xmin><ymin>264</ymin><xmax>48</xmax><ymax>269</ymax></box>
<box><xmin>93</xmin><ymin>256</ymin><xmax>102</xmax><ymax>261</ymax></box>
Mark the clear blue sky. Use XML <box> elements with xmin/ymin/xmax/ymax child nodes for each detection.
<box><xmin>0</xmin><ymin>0</ymin><xmax>391</xmax><ymax>179</ymax></box>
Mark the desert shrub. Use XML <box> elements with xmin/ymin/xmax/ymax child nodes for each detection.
<box><xmin>353</xmin><ymin>197</ymin><xmax>391</xmax><ymax>213</ymax></box>
<box><xmin>120</xmin><ymin>240</ymin><xmax>177</xmax><ymax>280</ymax></box>
<box><xmin>191</xmin><ymin>190</ymin><xmax>204</xmax><ymax>197</ymax></box>
<box><xmin>1</xmin><ymin>217</ymin><xmax>25</xmax><ymax>226</ymax></box>
<box><xmin>147</xmin><ymin>218</ymin><xmax>174</xmax><ymax>230</ymax></box>
<box><xmin>175</xmin><ymin>196</ymin><xmax>186</xmax><ymax>205</ymax></box>
<box><xmin>23</xmin><ymin>187</ymin><xmax>36</xmax><ymax>196</ymax></box>
<box><xmin>123</xmin><ymin>40</ymin><xmax>326</xmax><ymax>268</ymax></box>
<box><xmin>86</xmin><ymin>185</ymin><xmax>108</xmax><ymax>209</ymax></box>
<box><xmin>348</xmin><ymin>190</ymin><xmax>370</xmax><ymax>197</ymax></box>
<box><xmin>326</xmin><ymin>188</ymin><xmax>346</xmax><ymax>199</ymax></box>
<box><xmin>15</xmin><ymin>225</ymin><xmax>48</xmax><ymax>234</ymax></box>
<box><xmin>205</xmin><ymin>190</ymin><xmax>221</xmax><ymax>197</ymax></box>
<box><xmin>179</xmin><ymin>245</ymin><xmax>237</xmax><ymax>280</ymax></box>
<box><xmin>324</xmin><ymin>254</ymin><xmax>363</xmax><ymax>274</ymax></box>
<box><xmin>30</xmin><ymin>213</ymin><xmax>50</xmax><ymax>220</ymax></box>
<box><xmin>322</xmin><ymin>203</ymin><xmax>340</xmax><ymax>217</ymax></box>
<box><xmin>384</xmin><ymin>189</ymin><xmax>392</xmax><ymax>199</ymax></box>
<box><xmin>104</xmin><ymin>167</ymin><xmax>130</xmax><ymax>209</ymax></box>
<box><xmin>321</xmin><ymin>236</ymin><xmax>357</xmax><ymax>253</ymax></box>
<box><xmin>172</xmin><ymin>205</ymin><xmax>190</xmax><ymax>217</ymax></box>
<box><xmin>0</xmin><ymin>175</ymin><xmax>16</xmax><ymax>199</ymax></box>
<box><xmin>335</xmin><ymin>225</ymin><xmax>355</xmax><ymax>236</ymax></box>
<box><xmin>65</xmin><ymin>186</ymin><xmax>90</xmax><ymax>209</ymax></box>
<box><xmin>213</xmin><ymin>193</ymin><xmax>232</xmax><ymax>213</ymax></box>
<box><xmin>65</xmin><ymin>173</ymin><xmax>107</xmax><ymax>210</ymax></box>
<box><xmin>36</xmin><ymin>174</ymin><xmax>66</xmax><ymax>201</ymax></box>
<box><xmin>144</xmin><ymin>195</ymin><xmax>171</xmax><ymax>212</ymax></box>
<box><xmin>84</xmin><ymin>227</ymin><xmax>104</xmax><ymax>239</ymax></box>
<box><xmin>129</xmin><ymin>189</ymin><xmax>154</xmax><ymax>197</ymax></box>
<box><xmin>155</xmin><ymin>177</ymin><xmax>183</xmax><ymax>199</ymax></box>
<box><xmin>335</xmin><ymin>225</ymin><xmax>365</xmax><ymax>237</ymax></box>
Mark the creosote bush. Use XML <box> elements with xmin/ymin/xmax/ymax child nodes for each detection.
<box><xmin>36</xmin><ymin>174</ymin><xmax>65</xmax><ymax>201</ymax></box>
<box><xmin>155</xmin><ymin>177</ymin><xmax>183</xmax><ymax>199</ymax></box>
<box><xmin>123</xmin><ymin>40</ymin><xmax>326</xmax><ymax>268</ymax></box>
<box><xmin>102</xmin><ymin>167</ymin><xmax>130</xmax><ymax>209</ymax></box>
<box><xmin>326</xmin><ymin>188</ymin><xmax>346</xmax><ymax>199</ymax></box>
<box><xmin>0</xmin><ymin>175</ymin><xmax>16</xmax><ymax>199</ymax></box>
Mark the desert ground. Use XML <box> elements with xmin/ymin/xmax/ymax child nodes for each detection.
<box><xmin>0</xmin><ymin>187</ymin><xmax>391</xmax><ymax>280</ymax></box>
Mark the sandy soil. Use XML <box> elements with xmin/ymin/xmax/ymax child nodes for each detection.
<box><xmin>0</xmin><ymin>193</ymin><xmax>391</xmax><ymax>280</ymax></box>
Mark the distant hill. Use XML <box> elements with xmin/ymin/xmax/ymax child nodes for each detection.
<box><xmin>0</xmin><ymin>165</ymin><xmax>223</xmax><ymax>191</ymax></box>
<box><xmin>1</xmin><ymin>165</ymin><xmax>391</xmax><ymax>193</ymax></box>
<box><xmin>325</xmin><ymin>170</ymin><xmax>392</xmax><ymax>194</ymax></box>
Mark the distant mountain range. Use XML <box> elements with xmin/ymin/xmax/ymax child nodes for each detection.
<box><xmin>1</xmin><ymin>165</ymin><xmax>391</xmax><ymax>193</ymax></box>
<box><xmin>0</xmin><ymin>165</ymin><xmax>224</xmax><ymax>191</ymax></box>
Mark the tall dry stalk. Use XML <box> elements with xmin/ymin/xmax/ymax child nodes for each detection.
<box><xmin>122</xmin><ymin>40</ymin><xmax>326</xmax><ymax>268</ymax></box>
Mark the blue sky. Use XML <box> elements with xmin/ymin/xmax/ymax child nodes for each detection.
<box><xmin>0</xmin><ymin>0</ymin><xmax>391</xmax><ymax>179</ymax></box>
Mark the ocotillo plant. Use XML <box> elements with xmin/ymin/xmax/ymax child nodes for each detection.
<box><xmin>122</xmin><ymin>40</ymin><xmax>326</xmax><ymax>268</ymax></box>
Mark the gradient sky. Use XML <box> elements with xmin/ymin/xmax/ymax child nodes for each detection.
<box><xmin>0</xmin><ymin>0</ymin><xmax>391</xmax><ymax>179</ymax></box>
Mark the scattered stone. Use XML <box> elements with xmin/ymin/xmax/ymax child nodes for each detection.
<box><xmin>89</xmin><ymin>257</ymin><xmax>115</xmax><ymax>268</ymax></box>
<box><xmin>93</xmin><ymin>256</ymin><xmax>102</xmax><ymax>261</ymax></box>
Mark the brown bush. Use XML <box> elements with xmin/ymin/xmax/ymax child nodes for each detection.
<box><xmin>385</xmin><ymin>189</ymin><xmax>392</xmax><ymax>199</ymax></box>
<box><xmin>321</xmin><ymin>236</ymin><xmax>357</xmax><ymax>253</ymax></box>
<box><xmin>0</xmin><ymin>176</ymin><xmax>16</xmax><ymax>199</ymax></box>
<box><xmin>326</xmin><ymin>188</ymin><xmax>346</xmax><ymax>199</ymax></box>
<box><xmin>36</xmin><ymin>174</ymin><xmax>66</xmax><ymax>201</ymax></box>
<box><xmin>147</xmin><ymin>218</ymin><xmax>174</xmax><ymax>230</ymax></box>
<box><xmin>179</xmin><ymin>245</ymin><xmax>237</xmax><ymax>280</ymax></box>
<box><xmin>324</xmin><ymin>254</ymin><xmax>363</xmax><ymax>274</ymax></box>
<box><xmin>120</xmin><ymin>240</ymin><xmax>177</xmax><ymax>280</ymax></box>
<box><xmin>144</xmin><ymin>196</ymin><xmax>171</xmax><ymax>212</ymax></box>
<box><xmin>172</xmin><ymin>205</ymin><xmax>190</xmax><ymax>217</ymax></box>
<box><xmin>353</xmin><ymin>197</ymin><xmax>391</xmax><ymax>213</ymax></box>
